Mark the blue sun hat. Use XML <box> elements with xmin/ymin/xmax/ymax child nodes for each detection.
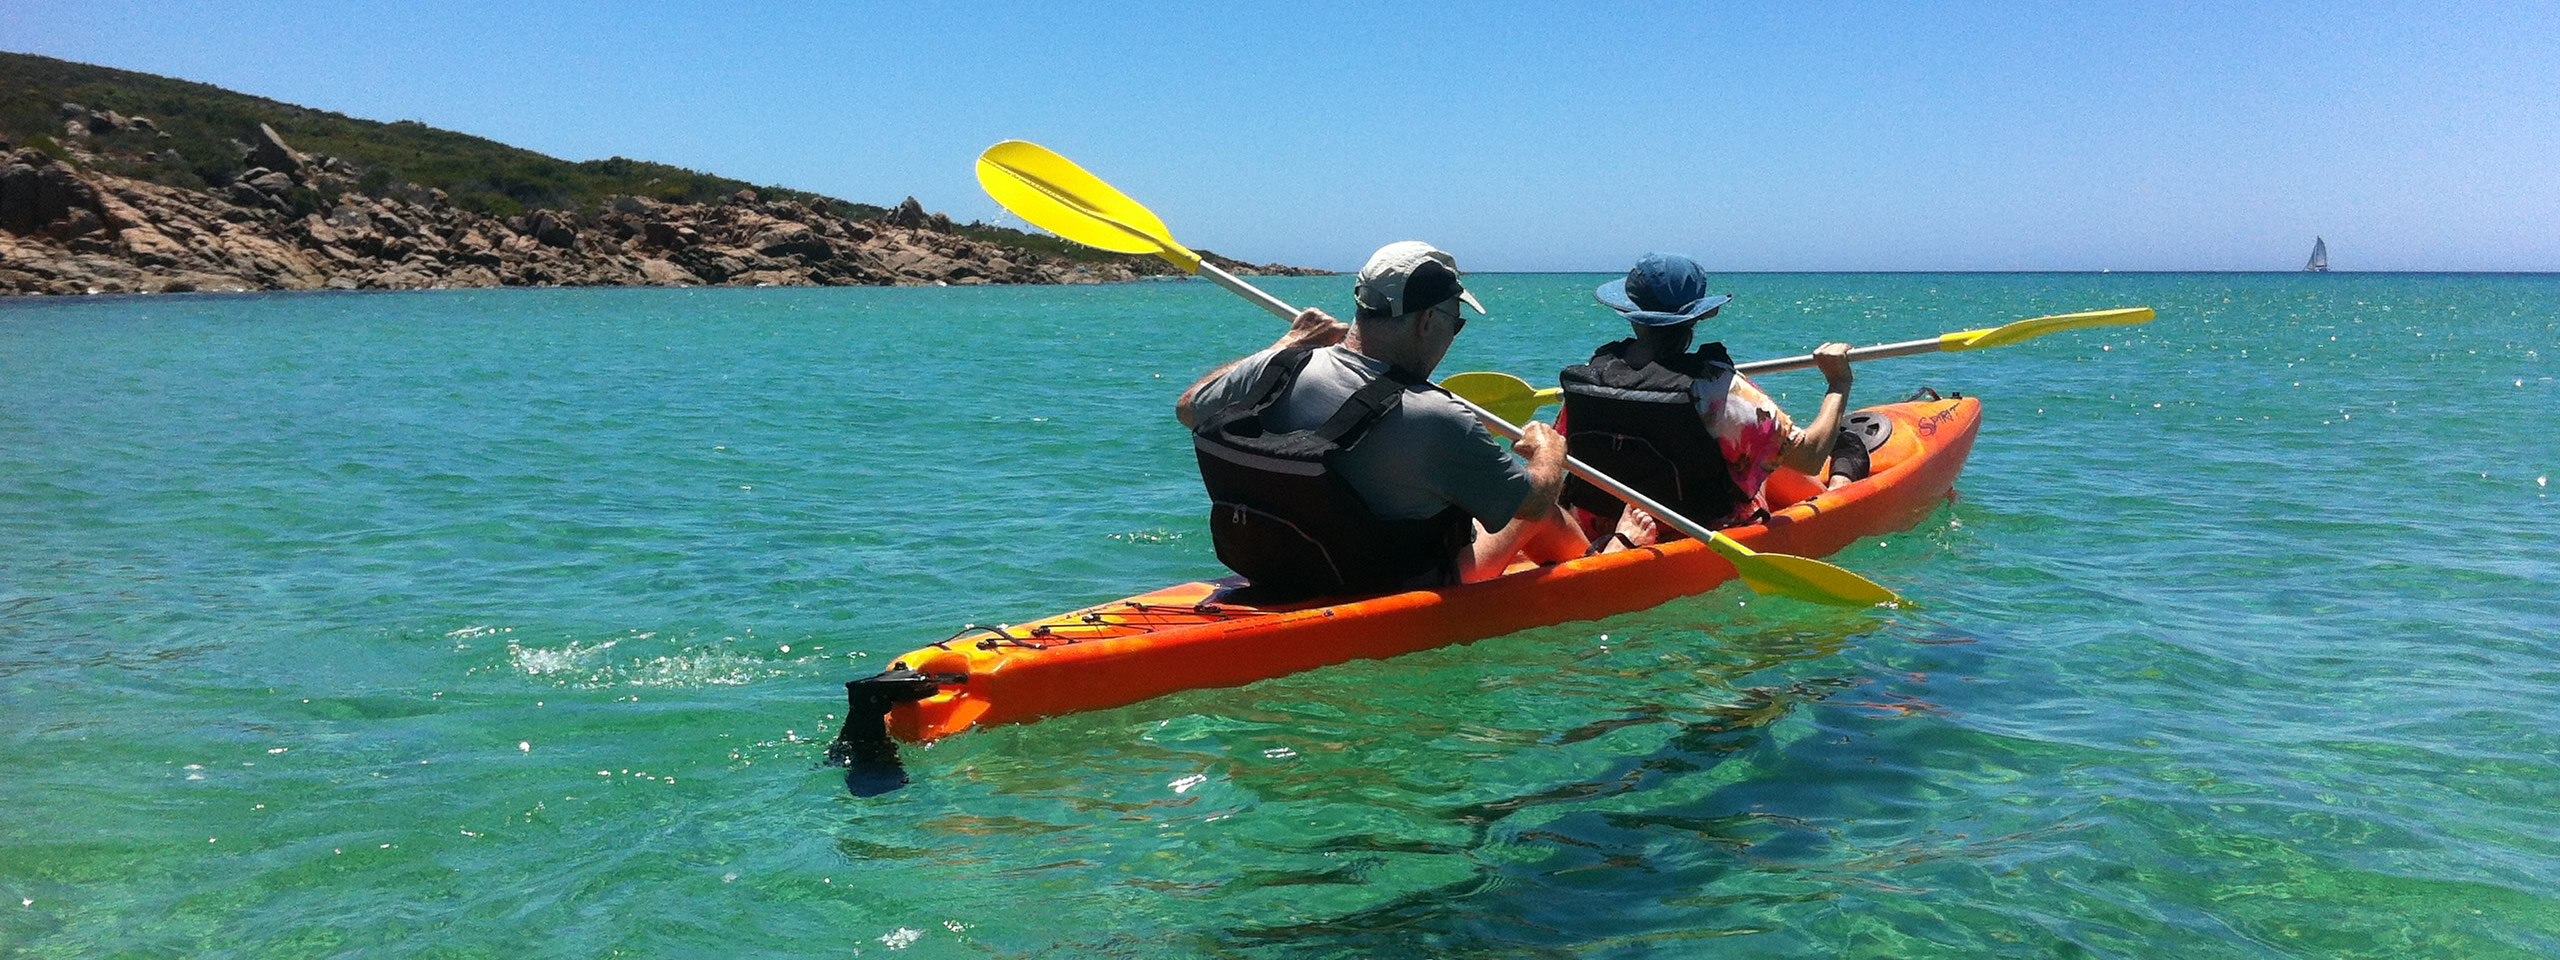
<box><xmin>1594</xmin><ymin>252</ymin><xmax>1733</xmax><ymax>326</ymax></box>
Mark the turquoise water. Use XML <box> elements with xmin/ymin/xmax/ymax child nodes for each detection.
<box><xmin>3</xmin><ymin>274</ymin><xmax>2554</xmax><ymax>958</ymax></box>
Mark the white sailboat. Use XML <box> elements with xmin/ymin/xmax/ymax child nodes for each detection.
<box><xmin>2304</xmin><ymin>237</ymin><xmax>2329</xmax><ymax>272</ymax></box>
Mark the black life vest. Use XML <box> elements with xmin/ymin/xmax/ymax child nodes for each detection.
<box><xmin>1193</xmin><ymin>348</ymin><xmax>1471</xmax><ymax>600</ymax></box>
<box><xmin>1558</xmin><ymin>339</ymin><xmax>1748</xmax><ymax>529</ymax></box>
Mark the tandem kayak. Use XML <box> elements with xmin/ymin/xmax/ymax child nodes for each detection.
<box><xmin>830</xmin><ymin>395</ymin><xmax>1981</xmax><ymax>757</ymax></box>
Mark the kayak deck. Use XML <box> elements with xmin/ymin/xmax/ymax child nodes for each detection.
<box><xmin>842</xmin><ymin>396</ymin><xmax>1981</xmax><ymax>746</ymax></box>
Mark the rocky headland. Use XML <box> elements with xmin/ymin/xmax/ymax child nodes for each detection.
<box><xmin>0</xmin><ymin>119</ymin><xmax>1317</xmax><ymax>296</ymax></box>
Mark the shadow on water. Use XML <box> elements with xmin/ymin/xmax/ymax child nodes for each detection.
<box><xmin>839</xmin><ymin>760</ymin><xmax>910</xmax><ymax>798</ymax></box>
<box><xmin>1192</xmin><ymin>614</ymin><xmax>2004</xmax><ymax>958</ymax></box>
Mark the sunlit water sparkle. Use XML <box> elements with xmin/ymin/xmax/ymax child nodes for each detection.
<box><xmin>3</xmin><ymin>274</ymin><xmax>2555</xmax><ymax>958</ymax></box>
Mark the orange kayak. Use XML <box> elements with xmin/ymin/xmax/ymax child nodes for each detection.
<box><xmin>831</xmin><ymin>396</ymin><xmax>1980</xmax><ymax>755</ymax></box>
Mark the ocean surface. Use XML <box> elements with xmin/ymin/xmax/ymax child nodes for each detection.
<box><xmin>3</xmin><ymin>273</ymin><xmax>2554</xmax><ymax>959</ymax></box>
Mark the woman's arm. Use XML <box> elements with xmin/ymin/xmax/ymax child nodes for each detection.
<box><xmin>1777</xmin><ymin>342</ymin><xmax>1854</xmax><ymax>475</ymax></box>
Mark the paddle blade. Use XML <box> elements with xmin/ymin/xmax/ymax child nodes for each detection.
<box><xmin>1732</xmin><ymin>551</ymin><xmax>1904</xmax><ymax>608</ymax></box>
<box><xmin>975</xmin><ymin>140</ymin><xmax>1202</xmax><ymax>272</ymax></box>
<box><xmin>1941</xmin><ymin>307</ymin><xmax>2155</xmax><ymax>352</ymax></box>
<box><xmin>1442</xmin><ymin>371</ymin><xmax>1559</xmax><ymax>426</ymax></box>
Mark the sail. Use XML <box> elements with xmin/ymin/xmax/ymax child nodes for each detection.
<box><xmin>2305</xmin><ymin>237</ymin><xmax>2329</xmax><ymax>272</ymax></box>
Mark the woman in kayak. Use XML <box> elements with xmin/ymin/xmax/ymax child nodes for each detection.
<box><xmin>1560</xmin><ymin>253</ymin><xmax>1856</xmax><ymax>549</ymax></box>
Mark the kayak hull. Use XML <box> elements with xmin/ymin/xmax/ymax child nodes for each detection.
<box><xmin>872</xmin><ymin>396</ymin><xmax>1980</xmax><ymax>742</ymax></box>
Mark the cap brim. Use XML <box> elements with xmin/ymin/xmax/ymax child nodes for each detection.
<box><xmin>1457</xmin><ymin>288</ymin><xmax>1487</xmax><ymax>316</ymax></box>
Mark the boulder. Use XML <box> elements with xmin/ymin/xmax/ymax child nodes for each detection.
<box><xmin>129</xmin><ymin>117</ymin><xmax>160</xmax><ymax>135</ymax></box>
<box><xmin>95</xmin><ymin>193</ymin><xmax>156</xmax><ymax>232</ymax></box>
<box><xmin>48</xmin><ymin>208</ymin><xmax>105</xmax><ymax>240</ymax></box>
<box><xmin>247</xmin><ymin>170</ymin><xmax>295</xmax><ymax>195</ymax></box>
<box><xmin>886</xmin><ymin>196</ymin><xmax>929</xmax><ymax>228</ymax></box>
<box><xmin>526</xmin><ymin>209</ymin><xmax>576</xmax><ymax>248</ymax></box>
<box><xmin>752</xmin><ymin>222</ymin><xmax>832</xmax><ymax>261</ymax></box>
<box><xmin>444</xmin><ymin>265</ymin><xmax>501</xmax><ymax>287</ymax></box>
<box><xmin>0</xmin><ymin>163</ymin><xmax>43</xmax><ymax>233</ymax></box>
<box><xmin>441</xmin><ymin>228</ymin><xmax>492</xmax><ymax>261</ymax></box>
<box><xmin>641</xmin><ymin>220</ymin><xmax>692</xmax><ymax>249</ymax></box>
<box><xmin>636</xmin><ymin>258</ymin><xmax>697</xmax><ymax>285</ymax></box>
<box><xmin>673</xmin><ymin>249</ymin><xmax>746</xmax><ymax>283</ymax></box>
<box><xmin>249</xmin><ymin>123</ymin><xmax>304</xmax><ymax>177</ymax></box>
<box><xmin>300</xmin><ymin>213</ymin><xmax>343</xmax><ymax>247</ymax></box>
<box><xmin>1</xmin><ymin>157</ymin><xmax>105</xmax><ymax>235</ymax></box>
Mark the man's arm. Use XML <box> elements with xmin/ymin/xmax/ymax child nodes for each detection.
<box><xmin>1778</xmin><ymin>342</ymin><xmax>1854</xmax><ymax>475</ymax></box>
<box><xmin>1174</xmin><ymin>307</ymin><xmax>1349</xmax><ymax>429</ymax></box>
<box><xmin>1457</xmin><ymin>418</ymin><xmax>1587</xmax><ymax>579</ymax></box>
<box><xmin>1505</xmin><ymin>420</ymin><xmax>1571</xmax><ymax>520</ymax></box>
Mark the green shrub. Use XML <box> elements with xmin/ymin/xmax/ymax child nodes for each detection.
<box><xmin>25</xmin><ymin>133</ymin><xmax>70</xmax><ymax>162</ymax></box>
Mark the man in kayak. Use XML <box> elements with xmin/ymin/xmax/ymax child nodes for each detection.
<box><xmin>1560</xmin><ymin>252</ymin><xmax>1857</xmax><ymax>547</ymax></box>
<box><xmin>1177</xmin><ymin>241</ymin><xmax>1587</xmax><ymax>598</ymax></box>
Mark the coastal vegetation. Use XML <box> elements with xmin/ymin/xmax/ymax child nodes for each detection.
<box><xmin>1</xmin><ymin>51</ymin><xmax>873</xmax><ymax>219</ymax></box>
<box><xmin>0</xmin><ymin>50</ymin><xmax>1317</xmax><ymax>293</ymax></box>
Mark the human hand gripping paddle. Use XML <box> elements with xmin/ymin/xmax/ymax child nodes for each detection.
<box><xmin>1442</xmin><ymin>307</ymin><xmax>2159</xmax><ymax>423</ymax></box>
<box><xmin>973</xmin><ymin>140</ymin><xmax>1898</xmax><ymax>608</ymax></box>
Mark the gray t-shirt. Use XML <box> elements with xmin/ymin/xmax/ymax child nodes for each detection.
<box><xmin>1191</xmin><ymin>345</ymin><xmax>1532</xmax><ymax>531</ymax></box>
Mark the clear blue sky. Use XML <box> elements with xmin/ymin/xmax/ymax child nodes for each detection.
<box><xmin>13</xmin><ymin>1</ymin><xmax>2557</xmax><ymax>271</ymax></box>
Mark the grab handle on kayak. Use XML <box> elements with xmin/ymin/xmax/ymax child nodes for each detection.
<box><xmin>826</xmin><ymin>667</ymin><xmax>948</xmax><ymax>794</ymax></box>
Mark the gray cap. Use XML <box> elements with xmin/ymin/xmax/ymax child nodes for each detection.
<box><xmin>1352</xmin><ymin>241</ymin><xmax>1487</xmax><ymax>320</ymax></box>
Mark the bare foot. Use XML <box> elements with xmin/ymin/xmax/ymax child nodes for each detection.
<box><xmin>1603</xmin><ymin>507</ymin><xmax>1661</xmax><ymax>553</ymax></box>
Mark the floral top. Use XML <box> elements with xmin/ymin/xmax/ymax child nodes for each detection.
<box><xmin>1697</xmin><ymin>372</ymin><xmax>1794</xmax><ymax>525</ymax></box>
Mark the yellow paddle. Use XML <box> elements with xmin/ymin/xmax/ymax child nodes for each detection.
<box><xmin>975</xmin><ymin>140</ymin><xmax>1297</xmax><ymax>317</ymax></box>
<box><xmin>1446</xmin><ymin>306</ymin><xmax>2159</xmax><ymax>420</ymax></box>
<box><xmin>1735</xmin><ymin>306</ymin><xmax>2157</xmax><ymax>374</ymax></box>
<box><xmin>974</xmin><ymin>140</ymin><xmax>1899</xmax><ymax>608</ymax></box>
<box><xmin>1439</xmin><ymin>371</ymin><xmax>1561</xmax><ymax>426</ymax></box>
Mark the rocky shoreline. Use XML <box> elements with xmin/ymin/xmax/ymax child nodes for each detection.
<box><xmin>0</xmin><ymin>118</ymin><xmax>1322</xmax><ymax>296</ymax></box>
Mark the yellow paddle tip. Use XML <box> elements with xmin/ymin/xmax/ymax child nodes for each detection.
<box><xmin>1941</xmin><ymin>306</ymin><xmax>2158</xmax><ymax>352</ymax></box>
<box><xmin>974</xmin><ymin>140</ymin><xmax>1193</xmax><ymax>263</ymax></box>
<box><xmin>1735</xmin><ymin>552</ymin><xmax>1904</xmax><ymax>608</ymax></box>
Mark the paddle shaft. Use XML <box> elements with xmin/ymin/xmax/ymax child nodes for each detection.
<box><xmin>1736</xmin><ymin>308</ymin><xmax>2152</xmax><ymax>375</ymax></box>
<box><xmin>1196</xmin><ymin>262</ymin><xmax>1296</xmax><ymax>318</ymax></box>
<box><xmin>1211</xmin><ymin>274</ymin><xmax>1752</xmax><ymax>556</ymax></box>
<box><xmin>1736</xmin><ymin>336</ymin><xmax>1945</xmax><ymax>376</ymax></box>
